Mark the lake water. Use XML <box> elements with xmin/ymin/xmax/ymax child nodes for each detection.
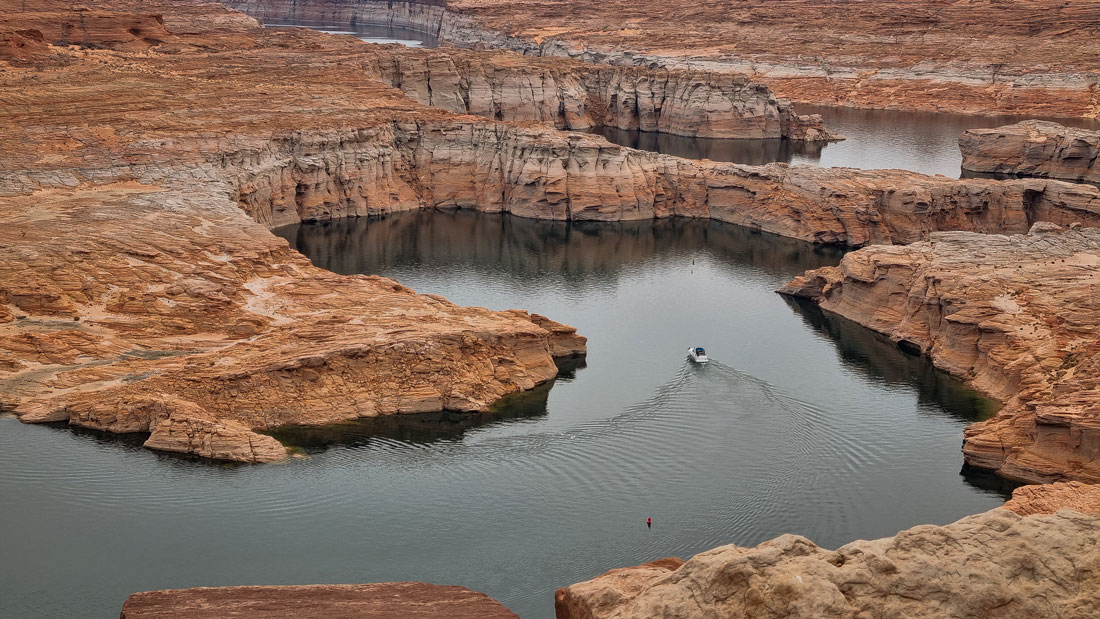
<box><xmin>265</xmin><ymin>20</ymin><xmax>438</xmax><ymax>47</ymax></box>
<box><xmin>595</xmin><ymin>106</ymin><xmax>1100</xmax><ymax>178</ymax></box>
<box><xmin>1</xmin><ymin>212</ymin><xmax>1015</xmax><ymax>619</ymax></box>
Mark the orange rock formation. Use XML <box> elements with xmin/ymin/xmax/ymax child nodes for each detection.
<box><xmin>961</xmin><ymin>120</ymin><xmax>1100</xmax><ymax>184</ymax></box>
<box><xmin>227</xmin><ymin>0</ymin><xmax>1100</xmax><ymax>118</ymax></box>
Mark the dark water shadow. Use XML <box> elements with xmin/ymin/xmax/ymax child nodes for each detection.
<box><xmin>587</xmin><ymin>127</ymin><xmax>825</xmax><ymax>164</ymax></box>
<box><xmin>781</xmin><ymin>297</ymin><xmax>1014</xmax><ymax>497</ymax></box>
<box><xmin>267</xmin><ymin>379</ymin><xmax>556</xmax><ymax>452</ymax></box>
<box><xmin>274</xmin><ymin>210</ymin><xmax>848</xmax><ymax>288</ymax></box>
<box><xmin>782</xmin><ymin>297</ymin><xmax>1001</xmax><ymax>424</ymax></box>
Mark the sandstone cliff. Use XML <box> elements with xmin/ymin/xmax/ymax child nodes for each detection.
<box><xmin>555</xmin><ymin>508</ymin><xmax>1100</xmax><ymax>619</ymax></box>
<box><xmin>961</xmin><ymin>120</ymin><xmax>1100</xmax><ymax>184</ymax></box>
<box><xmin>120</xmin><ymin>582</ymin><xmax>518</xmax><ymax>618</ymax></box>
<box><xmin>780</xmin><ymin>224</ymin><xmax>1100</xmax><ymax>483</ymax></box>
<box><xmin>225</xmin><ymin>0</ymin><xmax>1100</xmax><ymax>119</ymax></box>
<box><xmin>365</xmin><ymin>48</ymin><xmax>833</xmax><ymax>140</ymax></box>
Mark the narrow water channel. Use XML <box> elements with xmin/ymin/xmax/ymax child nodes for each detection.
<box><xmin>0</xmin><ymin>213</ymin><xmax>1014</xmax><ymax>619</ymax></box>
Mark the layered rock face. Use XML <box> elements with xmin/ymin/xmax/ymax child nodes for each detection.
<box><xmin>371</xmin><ymin>48</ymin><xmax>833</xmax><ymax>140</ymax></box>
<box><xmin>226</xmin><ymin>0</ymin><xmax>1100</xmax><ymax>118</ymax></box>
<box><xmin>233</xmin><ymin>123</ymin><xmax>1100</xmax><ymax>245</ymax></box>
<box><xmin>555</xmin><ymin>508</ymin><xmax>1100</xmax><ymax>619</ymax></box>
<box><xmin>120</xmin><ymin>582</ymin><xmax>518</xmax><ymax>618</ymax></box>
<box><xmin>780</xmin><ymin>224</ymin><xmax>1100</xmax><ymax>483</ymax></box>
<box><xmin>961</xmin><ymin>120</ymin><xmax>1100</xmax><ymax>184</ymax></box>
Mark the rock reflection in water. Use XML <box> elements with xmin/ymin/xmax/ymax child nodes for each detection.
<box><xmin>276</xmin><ymin>209</ymin><xmax>847</xmax><ymax>286</ymax></box>
<box><xmin>782</xmin><ymin>297</ymin><xmax>1001</xmax><ymax>424</ymax></box>
<box><xmin>267</xmin><ymin>378</ymin><xmax>560</xmax><ymax>451</ymax></box>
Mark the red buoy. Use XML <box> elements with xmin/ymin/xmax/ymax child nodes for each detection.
<box><xmin>647</xmin><ymin>517</ymin><xmax>652</xmax><ymax>528</ymax></box>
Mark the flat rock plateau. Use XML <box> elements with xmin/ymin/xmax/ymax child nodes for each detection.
<box><xmin>226</xmin><ymin>0</ymin><xmax>1100</xmax><ymax>118</ymax></box>
<box><xmin>119</xmin><ymin>582</ymin><xmax>518</xmax><ymax>618</ymax></box>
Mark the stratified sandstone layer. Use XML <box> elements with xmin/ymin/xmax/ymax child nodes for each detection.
<box><xmin>369</xmin><ymin>47</ymin><xmax>834</xmax><ymax>140</ymax></box>
<box><xmin>961</xmin><ymin>121</ymin><xmax>1100</xmax><ymax>184</ymax></box>
<box><xmin>120</xmin><ymin>582</ymin><xmax>518</xmax><ymax>618</ymax></box>
<box><xmin>1004</xmin><ymin>481</ymin><xmax>1100</xmax><ymax>516</ymax></box>
<box><xmin>555</xmin><ymin>508</ymin><xmax>1100</xmax><ymax>619</ymax></box>
<box><xmin>780</xmin><ymin>224</ymin><xmax>1100</xmax><ymax>483</ymax></box>
<box><xmin>226</xmin><ymin>0</ymin><xmax>1100</xmax><ymax>118</ymax></box>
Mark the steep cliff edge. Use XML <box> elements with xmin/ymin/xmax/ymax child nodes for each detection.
<box><xmin>961</xmin><ymin>120</ymin><xmax>1100</xmax><ymax>184</ymax></box>
<box><xmin>224</xmin><ymin>0</ymin><xmax>1100</xmax><ymax>119</ymax></box>
<box><xmin>780</xmin><ymin>224</ymin><xmax>1100</xmax><ymax>483</ymax></box>
<box><xmin>555</xmin><ymin>508</ymin><xmax>1100</xmax><ymax>619</ymax></box>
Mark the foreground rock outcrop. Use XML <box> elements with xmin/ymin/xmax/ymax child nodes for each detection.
<box><xmin>781</xmin><ymin>224</ymin><xmax>1100</xmax><ymax>483</ymax></box>
<box><xmin>961</xmin><ymin>120</ymin><xmax>1100</xmax><ymax>184</ymax></box>
<box><xmin>227</xmin><ymin>0</ymin><xmax>1100</xmax><ymax>118</ymax></box>
<box><xmin>556</xmin><ymin>508</ymin><xmax>1100</xmax><ymax>619</ymax></box>
<box><xmin>120</xmin><ymin>582</ymin><xmax>517</xmax><ymax>618</ymax></box>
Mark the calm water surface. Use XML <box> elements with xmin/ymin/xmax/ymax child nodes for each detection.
<box><xmin>595</xmin><ymin>106</ymin><xmax>1100</xmax><ymax>177</ymax></box>
<box><xmin>2</xmin><ymin>212</ymin><xmax>1014</xmax><ymax>619</ymax></box>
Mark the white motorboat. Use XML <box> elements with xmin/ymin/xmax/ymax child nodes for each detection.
<box><xmin>688</xmin><ymin>346</ymin><xmax>709</xmax><ymax>363</ymax></box>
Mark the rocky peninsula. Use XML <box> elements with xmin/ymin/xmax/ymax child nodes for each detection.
<box><xmin>225</xmin><ymin>0</ymin><xmax>1100</xmax><ymax>118</ymax></box>
<box><xmin>961</xmin><ymin>120</ymin><xmax>1100</xmax><ymax>184</ymax></box>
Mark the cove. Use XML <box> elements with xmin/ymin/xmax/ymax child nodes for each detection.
<box><xmin>0</xmin><ymin>212</ymin><xmax>1013</xmax><ymax>619</ymax></box>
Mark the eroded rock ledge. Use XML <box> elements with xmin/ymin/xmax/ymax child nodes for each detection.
<box><xmin>780</xmin><ymin>224</ymin><xmax>1100</xmax><ymax>483</ymax></box>
<box><xmin>555</xmin><ymin>507</ymin><xmax>1100</xmax><ymax>619</ymax></box>
<box><xmin>225</xmin><ymin>0</ymin><xmax>1100</xmax><ymax>118</ymax></box>
<box><xmin>120</xmin><ymin>582</ymin><xmax>517</xmax><ymax>618</ymax></box>
<box><xmin>961</xmin><ymin>120</ymin><xmax>1100</xmax><ymax>184</ymax></box>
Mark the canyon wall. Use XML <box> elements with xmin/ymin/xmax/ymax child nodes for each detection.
<box><xmin>555</xmin><ymin>507</ymin><xmax>1100</xmax><ymax>619</ymax></box>
<box><xmin>226</xmin><ymin>120</ymin><xmax>1100</xmax><ymax>247</ymax></box>
<box><xmin>780</xmin><ymin>224</ymin><xmax>1100</xmax><ymax>484</ymax></box>
<box><xmin>961</xmin><ymin>121</ymin><xmax>1100</xmax><ymax>184</ymax></box>
<box><xmin>369</xmin><ymin>48</ymin><xmax>832</xmax><ymax>140</ymax></box>
<box><xmin>224</xmin><ymin>0</ymin><xmax>1100</xmax><ymax>118</ymax></box>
